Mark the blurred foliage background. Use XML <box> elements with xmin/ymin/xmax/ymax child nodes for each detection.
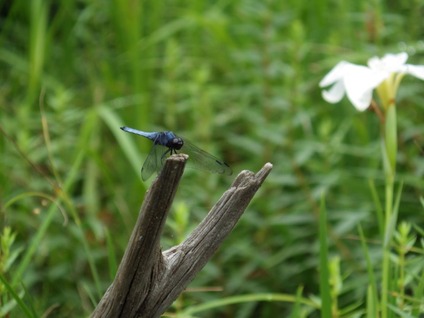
<box><xmin>1</xmin><ymin>0</ymin><xmax>424</xmax><ymax>317</ymax></box>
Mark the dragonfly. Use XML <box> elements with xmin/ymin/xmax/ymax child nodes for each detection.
<box><xmin>120</xmin><ymin>126</ymin><xmax>232</xmax><ymax>180</ymax></box>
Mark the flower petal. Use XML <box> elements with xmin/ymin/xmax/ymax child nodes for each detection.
<box><xmin>343</xmin><ymin>65</ymin><xmax>383</xmax><ymax>111</ymax></box>
<box><xmin>382</xmin><ymin>52</ymin><xmax>408</xmax><ymax>71</ymax></box>
<box><xmin>319</xmin><ymin>61</ymin><xmax>351</xmax><ymax>87</ymax></box>
<box><xmin>368</xmin><ymin>52</ymin><xmax>408</xmax><ymax>73</ymax></box>
<box><xmin>322</xmin><ymin>80</ymin><xmax>345</xmax><ymax>104</ymax></box>
<box><xmin>346</xmin><ymin>87</ymin><xmax>373</xmax><ymax>111</ymax></box>
<box><xmin>403</xmin><ymin>64</ymin><xmax>424</xmax><ymax>80</ymax></box>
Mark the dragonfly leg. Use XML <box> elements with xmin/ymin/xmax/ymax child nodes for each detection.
<box><xmin>161</xmin><ymin>148</ymin><xmax>172</xmax><ymax>160</ymax></box>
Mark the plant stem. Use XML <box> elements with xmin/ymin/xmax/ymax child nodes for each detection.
<box><xmin>381</xmin><ymin>179</ymin><xmax>393</xmax><ymax>318</ymax></box>
<box><xmin>381</xmin><ymin>104</ymin><xmax>397</xmax><ymax>318</ymax></box>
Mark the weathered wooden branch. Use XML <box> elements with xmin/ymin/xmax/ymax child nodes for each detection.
<box><xmin>92</xmin><ymin>154</ymin><xmax>272</xmax><ymax>318</ymax></box>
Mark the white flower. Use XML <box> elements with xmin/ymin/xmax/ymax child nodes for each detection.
<box><xmin>319</xmin><ymin>52</ymin><xmax>424</xmax><ymax>111</ymax></box>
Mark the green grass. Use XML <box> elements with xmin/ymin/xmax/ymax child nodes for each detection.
<box><xmin>1</xmin><ymin>0</ymin><xmax>424</xmax><ymax>317</ymax></box>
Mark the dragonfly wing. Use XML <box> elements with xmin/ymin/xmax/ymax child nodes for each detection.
<box><xmin>181</xmin><ymin>139</ymin><xmax>232</xmax><ymax>175</ymax></box>
<box><xmin>141</xmin><ymin>144</ymin><xmax>168</xmax><ymax>180</ymax></box>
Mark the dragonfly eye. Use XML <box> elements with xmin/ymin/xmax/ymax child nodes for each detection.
<box><xmin>170</xmin><ymin>137</ymin><xmax>183</xmax><ymax>150</ymax></box>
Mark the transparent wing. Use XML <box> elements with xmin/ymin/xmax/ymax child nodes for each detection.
<box><xmin>180</xmin><ymin>139</ymin><xmax>232</xmax><ymax>175</ymax></box>
<box><xmin>141</xmin><ymin>144</ymin><xmax>168</xmax><ymax>180</ymax></box>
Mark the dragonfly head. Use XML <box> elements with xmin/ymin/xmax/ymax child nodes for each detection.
<box><xmin>168</xmin><ymin>137</ymin><xmax>184</xmax><ymax>150</ymax></box>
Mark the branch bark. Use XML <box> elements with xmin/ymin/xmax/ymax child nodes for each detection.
<box><xmin>92</xmin><ymin>154</ymin><xmax>272</xmax><ymax>318</ymax></box>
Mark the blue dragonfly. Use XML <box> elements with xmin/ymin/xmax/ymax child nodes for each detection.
<box><xmin>120</xmin><ymin>126</ymin><xmax>232</xmax><ymax>180</ymax></box>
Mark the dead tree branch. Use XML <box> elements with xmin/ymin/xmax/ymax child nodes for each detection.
<box><xmin>92</xmin><ymin>154</ymin><xmax>272</xmax><ymax>318</ymax></box>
